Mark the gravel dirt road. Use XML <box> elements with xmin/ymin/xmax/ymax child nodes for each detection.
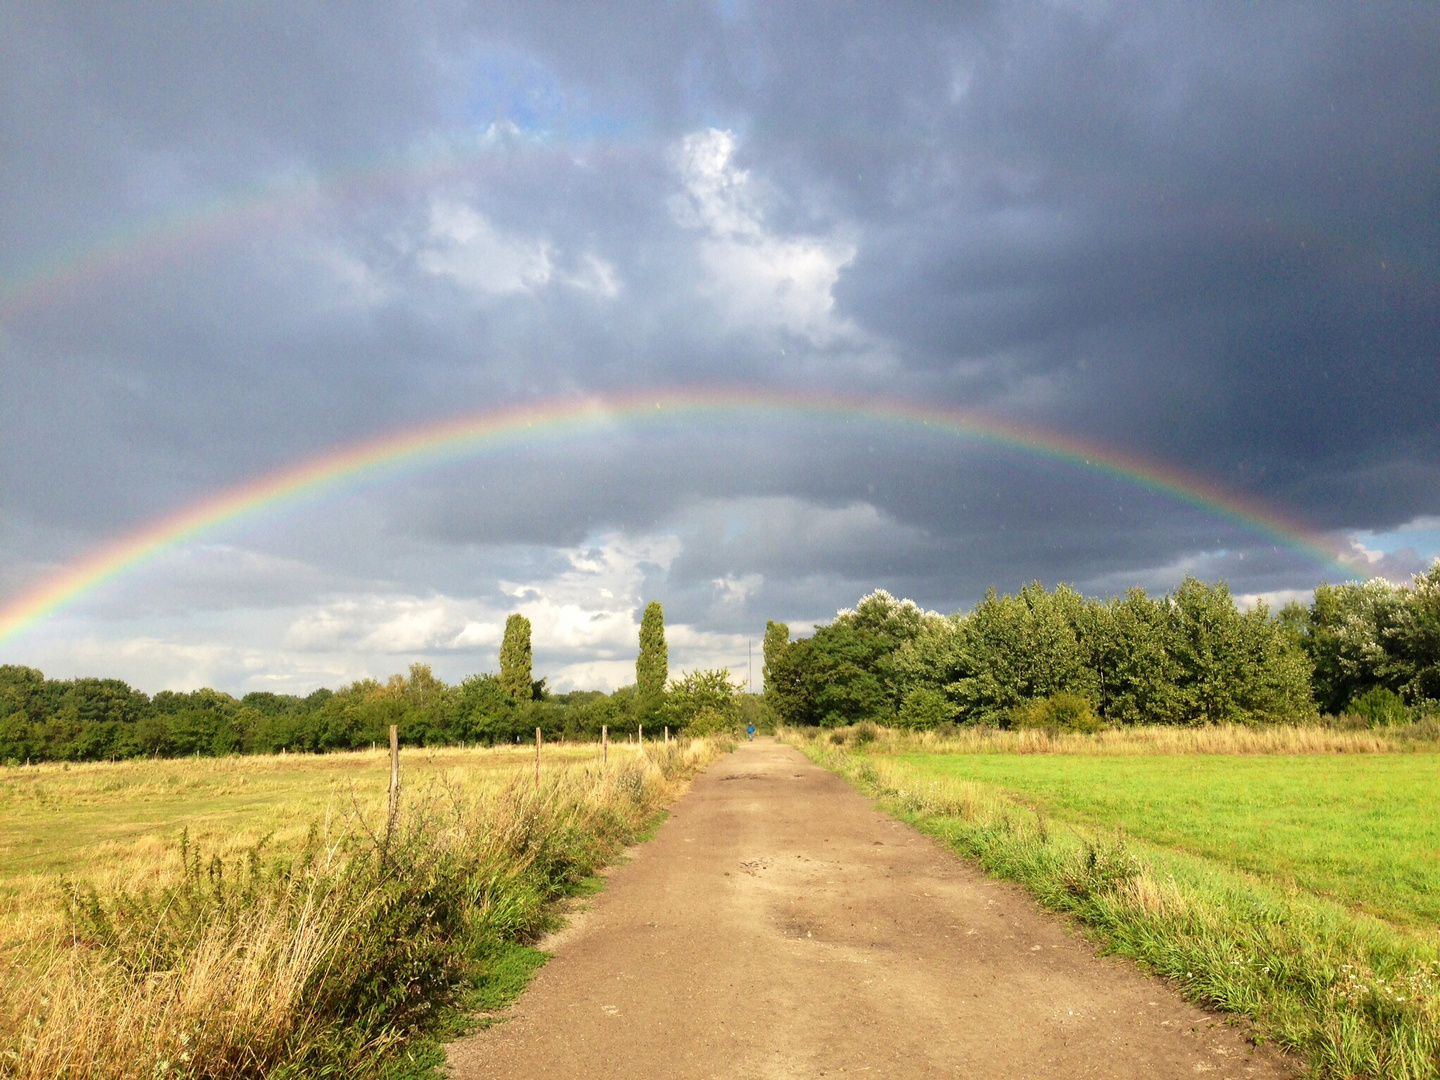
<box><xmin>447</xmin><ymin>738</ymin><xmax>1296</xmax><ymax>1079</ymax></box>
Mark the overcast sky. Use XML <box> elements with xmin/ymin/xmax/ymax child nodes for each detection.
<box><xmin>1</xmin><ymin>2</ymin><xmax>1437</xmax><ymax>695</ymax></box>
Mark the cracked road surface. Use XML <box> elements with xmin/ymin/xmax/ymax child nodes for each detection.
<box><xmin>446</xmin><ymin>738</ymin><xmax>1295</xmax><ymax>1079</ymax></box>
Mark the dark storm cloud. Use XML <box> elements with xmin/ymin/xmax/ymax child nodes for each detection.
<box><xmin>2</xmin><ymin>1</ymin><xmax>1437</xmax><ymax>688</ymax></box>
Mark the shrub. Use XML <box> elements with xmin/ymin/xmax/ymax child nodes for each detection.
<box><xmin>850</xmin><ymin>721</ymin><xmax>880</xmax><ymax>747</ymax></box>
<box><xmin>1009</xmin><ymin>691</ymin><xmax>1104</xmax><ymax>733</ymax></box>
<box><xmin>1348</xmin><ymin>686</ymin><xmax>1412</xmax><ymax>727</ymax></box>
<box><xmin>687</xmin><ymin>706</ymin><xmax>738</xmax><ymax>737</ymax></box>
<box><xmin>667</xmin><ymin>669</ymin><xmax>741</xmax><ymax>731</ymax></box>
<box><xmin>897</xmin><ymin>686</ymin><xmax>954</xmax><ymax>730</ymax></box>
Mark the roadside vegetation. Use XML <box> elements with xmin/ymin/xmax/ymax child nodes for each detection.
<box><xmin>790</xmin><ymin>727</ymin><xmax>1440</xmax><ymax>1080</ymax></box>
<box><xmin>0</xmin><ymin>744</ymin><xmax>604</xmax><ymax>934</ymax></box>
<box><xmin>0</xmin><ymin>736</ymin><xmax>731</xmax><ymax>1079</ymax></box>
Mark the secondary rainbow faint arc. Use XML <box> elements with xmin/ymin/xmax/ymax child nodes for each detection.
<box><xmin>0</xmin><ymin>388</ymin><xmax>1359</xmax><ymax>647</ymax></box>
<box><xmin>3</xmin><ymin>130</ymin><xmax>1431</xmax><ymax>327</ymax></box>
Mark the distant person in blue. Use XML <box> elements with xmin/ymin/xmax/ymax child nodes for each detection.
<box><xmin>746</xmin><ymin>723</ymin><xmax>756</xmax><ymax>741</ymax></box>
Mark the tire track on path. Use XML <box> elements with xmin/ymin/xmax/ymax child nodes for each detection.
<box><xmin>446</xmin><ymin>738</ymin><xmax>1296</xmax><ymax>1079</ymax></box>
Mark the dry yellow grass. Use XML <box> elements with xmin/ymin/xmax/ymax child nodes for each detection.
<box><xmin>810</xmin><ymin>721</ymin><xmax>1415</xmax><ymax>756</ymax></box>
<box><xmin>0</xmin><ymin>743</ymin><xmax>608</xmax><ymax>951</ymax></box>
<box><xmin>0</xmin><ymin>738</ymin><xmax>726</xmax><ymax>1080</ymax></box>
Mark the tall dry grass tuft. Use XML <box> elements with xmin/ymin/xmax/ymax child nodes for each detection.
<box><xmin>0</xmin><ymin>737</ymin><xmax>730</xmax><ymax>1080</ymax></box>
<box><xmin>3</xmin><ymin>883</ymin><xmax>368</xmax><ymax>1079</ymax></box>
<box><xmin>791</xmin><ymin>721</ymin><xmax>1422</xmax><ymax>756</ymax></box>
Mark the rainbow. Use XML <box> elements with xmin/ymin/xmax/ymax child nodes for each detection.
<box><xmin>0</xmin><ymin>387</ymin><xmax>1361</xmax><ymax>649</ymax></box>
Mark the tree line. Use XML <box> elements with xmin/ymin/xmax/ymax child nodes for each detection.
<box><xmin>0</xmin><ymin>602</ymin><xmax>759</xmax><ymax>763</ymax></box>
<box><xmin>7</xmin><ymin>564</ymin><xmax>1436</xmax><ymax>761</ymax></box>
<box><xmin>764</xmin><ymin>565</ymin><xmax>1440</xmax><ymax>730</ymax></box>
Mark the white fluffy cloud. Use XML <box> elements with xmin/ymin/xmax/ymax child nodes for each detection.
<box><xmin>418</xmin><ymin>200</ymin><xmax>554</xmax><ymax>295</ymax></box>
<box><xmin>1235</xmin><ymin>588</ymin><xmax>1316</xmax><ymax>611</ymax></box>
<box><xmin>670</xmin><ymin>128</ymin><xmax>857</xmax><ymax>343</ymax></box>
<box><xmin>1342</xmin><ymin>517</ymin><xmax>1440</xmax><ymax>582</ymax></box>
<box><xmin>51</xmin><ymin>531</ymin><xmax>738</xmax><ymax>693</ymax></box>
<box><xmin>711</xmin><ymin>573</ymin><xmax>763</xmax><ymax>607</ymax></box>
<box><xmin>416</xmin><ymin>200</ymin><xmax>620</xmax><ymax>298</ymax></box>
<box><xmin>284</xmin><ymin>594</ymin><xmax>482</xmax><ymax>653</ymax></box>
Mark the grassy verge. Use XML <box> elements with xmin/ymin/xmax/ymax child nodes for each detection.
<box><xmin>786</xmin><ymin>728</ymin><xmax>1440</xmax><ymax>1080</ymax></box>
<box><xmin>817</xmin><ymin>719</ymin><xmax>1440</xmax><ymax>757</ymax></box>
<box><xmin>0</xmin><ymin>738</ymin><xmax>730</xmax><ymax>1079</ymax></box>
<box><xmin>893</xmin><ymin>752</ymin><xmax>1440</xmax><ymax>928</ymax></box>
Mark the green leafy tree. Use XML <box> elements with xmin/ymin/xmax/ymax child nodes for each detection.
<box><xmin>668</xmin><ymin>668</ymin><xmax>741</xmax><ymax>732</ymax></box>
<box><xmin>1083</xmin><ymin>589</ymin><xmax>1178</xmax><ymax>725</ymax></box>
<box><xmin>896</xmin><ymin>686</ymin><xmax>954</xmax><ymax>730</ymax></box>
<box><xmin>893</xmin><ymin>615</ymin><xmax>964</xmax><ymax>699</ymax></box>
<box><xmin>947</xmin><ymin>583</ymin><xmax>1095</xmax><ymax>725</ymax></box>
<box><xmin>1301</xmin><ymin>579</ymin><xmax>1405</xmax><ymax>712</ymax></box>
<box><xmin>499</xmin><ymin>614</ymin><xmax>534</xmax><ymax>705</ymax></box>
<box><xmin>794</xmin><ymin>591</ymin><xmax>940</xmax><ymax>727</ymax></box>
<box><xmin>0</xmin><ymin>665</ymin><xmax>46</xmax><ymax>720</ymax></box>
<box><xmin>1165</xmin><ymin>578</ymin><xmax>1312</xmax><ymax>725</ymax></box>
<box><xmin>808</xmin><ymin>623</ymin><xmax>892</xmax><ymax>726</ymax></box>
<box><xmin>762</xmin><ymin>620</ymin><xmax>789</xmax><ymax>691</ymax></box>
<box><xmin>1298</xmin><ymin>563</ymin><xmax>1440</xmax><ymax>711</ymax></box>
<box><xmin>456</xmin><ymin>673</ymin><xmax>519</xmax><ymax>744</ymax></box>
<box><xmin>762</xmin><ymin>621</ymin><xmax>807</xmax><ymax>724</ymax></box>
<box><xmin>1388</xmin><ymin>562</ymin><xmax>1440</xmax><ymax>704</ymax></box>
<box><xmin>636</xmin><ymin>601</ymin><xmax>668</xmax><ymax>702</ymax></box>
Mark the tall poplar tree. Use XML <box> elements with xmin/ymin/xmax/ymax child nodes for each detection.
<box><xmin>499</xmin><ymin>613</ymin><xmax>533</xmax><ymax>704</ymax></box>
<box><xmin>636</xmin><ymin>601</ymin><xmax>668</xmax><ymax>701</ymax></box>
<box><xmin>762</xmin><ymin>620</ymin><xmax>790</xmax><ymax>691</ymax></box>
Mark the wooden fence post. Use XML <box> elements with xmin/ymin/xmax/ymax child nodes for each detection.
<box><xmin>638</xmin><ymin>723</ymin><xmax>643</xmax><ymax>748</ymax></box>
<box><xmin>387</xmin><ymin>725</ymin><xmax>400</xmax><ymax>835</ymax></box>
<box><xmin>602</xmin><ymin>724</ymin><xmax>608</xmax><ymax>764</ymax></box>
<box><xmin>535</xmin><ymin>726</ymin><xmax>542</xmax><ymax>785</ymax></box>
<box><xmin>664</xmin><ymin>725</ymin><xmax>669</xmax><ymax>745</ymax></box>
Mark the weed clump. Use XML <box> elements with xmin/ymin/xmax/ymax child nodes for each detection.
<box><xmin>1009</xmin><ymin>692</ymin><xmax>1105</xmax><ymax>734</ymax></box>
<box><xmin>1347</xmin><ymin>687</ymin><xmax>1412</xmax><ymax>727</ymax></box>
<box><xmin>1060</xmin><ymin>837</ymin><xmax>1141</xmax><ymax>899</ymax></box>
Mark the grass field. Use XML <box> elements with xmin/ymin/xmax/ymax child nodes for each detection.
<box><xmin>791</xmin><ymin>725</ymin><xmax>1440</xmax><ymax>1080</ymax></box>
<box><xmin>896</xmin><ymin>752</ymin><xmax>1440</xmax><ymax>928</ymax></box>
<box><xmin>0</xmin><ymin>738</ymin><xmax>721</xmax><ymax>1080</ymax></box>
<box><xmin>0</xmin><ymin>744</ymin><xmax>613</xmax><ymax>946</ymax></box>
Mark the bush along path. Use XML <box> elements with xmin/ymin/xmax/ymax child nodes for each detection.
<box><xmin>450</xmin><ymin>738</ymin><xmax>1294</xmax><ymax>1080</ymax></box>
<box><xmin>792</xmin><ymin>733</ymin><xmax>1440</xmax><ymax>1080</ymax></box>
<box><xmin>0</xmin><ymin>738</ymin><xmax>729</xmax><ymax>1080</ymax></box>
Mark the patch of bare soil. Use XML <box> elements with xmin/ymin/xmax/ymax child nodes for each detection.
<box><xmin>446</xmin><ymin>738</ymin><xmax>1297</xmax><ymax>1079</ymax></box>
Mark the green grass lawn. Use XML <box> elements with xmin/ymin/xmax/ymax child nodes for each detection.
<box><xmin>894</xmin><ymin>752</ymin><xmax>1440</xmax><ymax>928</ymax></box>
